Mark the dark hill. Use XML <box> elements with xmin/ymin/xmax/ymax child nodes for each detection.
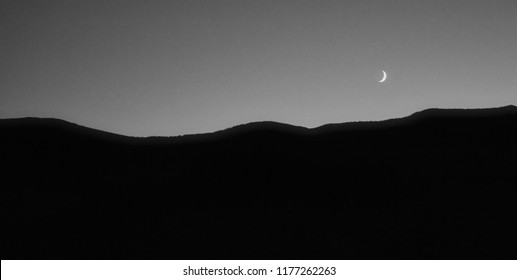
<box><xmin>1</xmin><ymin>106</ymin><xmax>516</xmax><ymax>259</ymax></box>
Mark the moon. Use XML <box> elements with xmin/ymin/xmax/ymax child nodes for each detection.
<box><xmin>379</xmin><ymin>70</ymin><xmax>387</xmax><ymax>83</ymax></box>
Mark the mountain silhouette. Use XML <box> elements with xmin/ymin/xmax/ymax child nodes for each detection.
<box><xmin>1</xmin><ymin>105</ymin><xmax>516</xmax><ymax>259</ymax></box>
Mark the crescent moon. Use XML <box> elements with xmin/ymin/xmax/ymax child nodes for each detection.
<box><xmin>379</xmin><ymin>70</ymin><xmax>387</xmax><ymax>83</ymax></box>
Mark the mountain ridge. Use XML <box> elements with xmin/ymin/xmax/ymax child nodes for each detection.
<box><xmin>1</xmin><ymin>105</ymin><xmax>515</xmax><ymax>140</ymax></box>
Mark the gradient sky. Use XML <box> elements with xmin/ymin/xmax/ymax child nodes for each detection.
<box><xmin>1</xmin><ymin>0</ymin><xmax>516</xmax><ymax>136</ymax></box>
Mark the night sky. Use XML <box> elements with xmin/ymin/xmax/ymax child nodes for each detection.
<box><xmin>1</xmin><ymin>0</ymin><xmax>516</xmax><ymax>136</ymax></box>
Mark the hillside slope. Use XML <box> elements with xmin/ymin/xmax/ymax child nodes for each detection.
<box><xmin>1</xmin><ymin>106</ymin><xmax>516</xmax><ymax>259</ymax></box>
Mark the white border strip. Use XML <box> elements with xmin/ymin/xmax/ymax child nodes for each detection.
<box><xmin>2</xmin><ymin>260</ymin><xmax>517</xmax><ymax>280</ymax></box>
